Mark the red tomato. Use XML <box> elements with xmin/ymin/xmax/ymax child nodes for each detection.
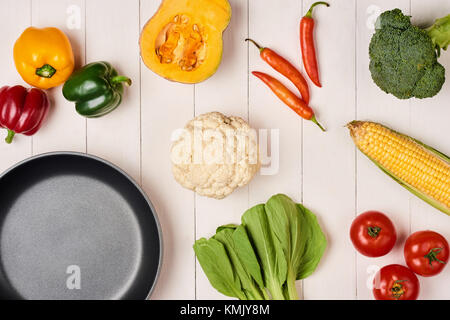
<box><xmin>404</xmin><ymin>230</ymin><xmax>449</xmax><ymax>277</ymax></box>
<box><xmin>373</xmin><ymin>264</ymin><xmax>420</xmax><ymax>300</ymax></box>
<box><xmin>350</xmin><ymin>211</ymin><xmax>397</xmax><ymax>257</ymax></box>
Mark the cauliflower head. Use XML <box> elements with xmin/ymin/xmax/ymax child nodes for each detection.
<box><xmin>171</xmin><ymin>112</ymin><xmax>260</xmax><ymax>199</ymax></box>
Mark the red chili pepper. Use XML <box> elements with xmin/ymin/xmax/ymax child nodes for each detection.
<box><xmin>300</xmin><ymin>1</ymin><xmax>329</xmax><ymax>87</ymax></box>
<box><xmin>252</xmin><ymin>71</ymin><xmax>325</xmax><ymax>131</ymax></box>
<box><xmin>0</xmin><ymin>85</ymin><xmax>49</xmax><ymax>144</ymax></box>
<box><xmin>246</xmin><ymin>38</ymin><xmax>310</xmax><ymax>104</ymax></box>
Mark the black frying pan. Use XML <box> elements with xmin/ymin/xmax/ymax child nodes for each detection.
<box><xmin>0</xmin><ymin>152</ymin><xmax>162</xmax><ymax>300</ymax></box>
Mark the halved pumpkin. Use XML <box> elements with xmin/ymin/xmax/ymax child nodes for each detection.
<box><xmin>140</xmin><ymin>0</ymin><xmax>231</xmax><ymax>84</ymax></box>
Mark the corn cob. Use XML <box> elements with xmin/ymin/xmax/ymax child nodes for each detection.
<box><xmin>347</xmin><ymin>121</ymin><xmax>450</xmax><ymax>215</ymax></box>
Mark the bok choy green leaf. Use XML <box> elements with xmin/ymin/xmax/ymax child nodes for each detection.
<box><xmin>193</xmin><ymin>194</ymin><xmax>327</xmax><ymax>300</ymax></box>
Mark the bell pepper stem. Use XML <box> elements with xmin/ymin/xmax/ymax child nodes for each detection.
<box><xmin>305</xmin><ymin>1</ymin><xmax>330</xmax><ymax>19</ymax></box>
<box><xmin>5</xmin><ymin>129</ymin><xmax>15</xmax><ymax>144</ymax></box>
<box><xmin>310</xmin><ymin>115</ymin><xmax>326</xmax><ymax>132</ymax></box>
<box><xmin>36</xmin><ymin>64</ymin><xmax>56</xmax><ymax>78</ymax></box>
<box><xmin>111</xmin><ymin>76</ymin><xmax>132</xmax><ymax>87</ymax></box>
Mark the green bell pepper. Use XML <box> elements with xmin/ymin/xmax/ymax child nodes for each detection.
<box><xmin>62</xmin><ymin>61</ymin><xmax>132</xmax><ymax>118</ymax></box>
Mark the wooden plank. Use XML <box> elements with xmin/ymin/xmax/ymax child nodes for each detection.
<box><xmin>355</xmin><ymin>0</ymin><xmax>411</xmax><ymax>300</ymax></box>
<box><xmin>139</xmin><ymin>0</ymin><xmax>196</xmax><ymax>300</ymax></box>
<box><xmin>410</xmin><ymin>0</ymin><xmax>450</xmax><ymax>300</ymax></box>
<box><xmin>31</xmin><ymin>0</ymin><xmax>86</xmax><ymax>154</ymax></box>
<box><xmin>302</xmin><ymin>0</ymin><xmax>356</xmax><ymax>299</ymax></box>
<box><xmin>194</xmin><ymin>0</ymin><xmax>249</xmax><ymax>300</ymax></box>
<box><xmin>85</xmin><ymin>0</ymin><xmax>140</xmax><ymax>182</ymax></box>
<box><xmin>248</xmin><ymin>0</ymin><xmax>303</xmax><ymax>297</ymax></box>
<box><xmin>0</xmin><ymin>0</ymin><xmax>32</xmax><ymax>171</ymax></box>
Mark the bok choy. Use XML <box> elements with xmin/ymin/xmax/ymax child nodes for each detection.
<box><xmin>193</xmin><ymin>194</ymin><xmax>327</xmax><ymax>300</ymax></box>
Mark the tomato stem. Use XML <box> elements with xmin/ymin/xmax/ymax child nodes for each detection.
<box><xmin>424</xmin><ymin>247</ymin><xmax>446</xmax><ymax>266</ymax></box>
<box><xmin>391</xmin><ymin>280</ymin><xmax>407</xmax><ymax>299</ymax></box>
<box><xmin>367</xmin><ymin>226</ymin><xmax>381</xmax><ymax>238</ymax></box>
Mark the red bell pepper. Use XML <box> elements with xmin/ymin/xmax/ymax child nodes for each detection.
<box><xmin>0</xmin><ymin>85</ymin><xmax>49</xmax><ymax>144</ymax></box>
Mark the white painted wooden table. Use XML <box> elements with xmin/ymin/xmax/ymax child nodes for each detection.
<box><xmin>0</xmin><ymin>0</ymin><xmax>449</xmax><ymax>300</ymax></box>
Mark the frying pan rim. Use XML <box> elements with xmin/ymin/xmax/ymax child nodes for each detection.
<box><xmin>0</xmin><ymin>151</ymin><xmax>163</xmax><ymax>300</ymax></box>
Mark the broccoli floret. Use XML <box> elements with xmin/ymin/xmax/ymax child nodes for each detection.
<box><xmin>369</xmin><ymin>9</ymin><xmax>450</xmax><ymax>99</ymax></box>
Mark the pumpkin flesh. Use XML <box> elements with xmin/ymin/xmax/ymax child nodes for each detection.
<box><xmin>140</xmin><ymin>0</ymin><xmax>231</xmax><ymax>84</ymax></box>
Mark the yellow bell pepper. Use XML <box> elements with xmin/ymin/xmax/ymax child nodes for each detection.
<box><xmin>13</xmin><ymin>27</ymin><xmax>75</xmax><ymax>89</ymax></box>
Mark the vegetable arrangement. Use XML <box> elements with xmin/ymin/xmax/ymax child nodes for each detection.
<box><xmin>369</xmin><ymin>9</ymin><xmax>450</xmax><ymax>99</ymax></box>
<box><xmin>0</xmin><ymin>1</ymin><xmax>447</xmax><ymax>301</ymax></box>
<box><xmin>346</xmin><ymin>12</ymin><xmax>450</xmax><ymax>299</ymax></box>
<box><xmin>1</xmin><ymin>26</ymin><xmax>131</xmax><ymax>143</ymax></box>
<box><xmin>248</xmin><ymin>1</ymin><xmax>329</xmax><ymax>131</ymax></box>
<box><xmin>194</xmin><ymin>194</ymin><xmax>326</xmax><ymax>300</ymax></box>
<box><xmin>350</xmin><ymin>211</ymin><xmax>448</xmax><ymax>300</ymax></box>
